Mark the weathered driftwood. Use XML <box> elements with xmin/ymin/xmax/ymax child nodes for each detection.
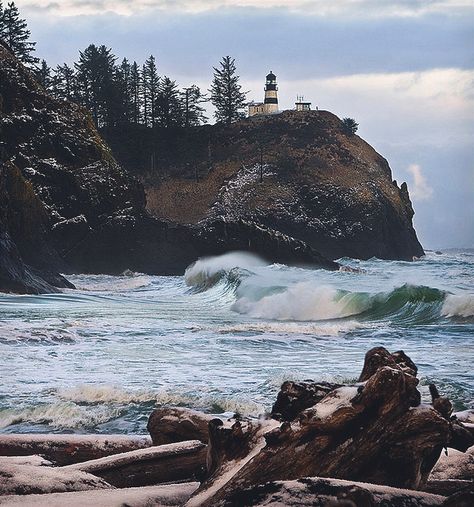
<box><xmin>187</xmin><ymin>347</ymin><xmax>471</xmax><ymax>506</ymax></box>
<box><xmin>271</xmin><ymin>381</ymin><xmax>342</xmax><ymax>421</ymax></box>
<box><xmin>0</xmin><ymin>434</ymin><xmax>152</xmax><ymax>466</ymax></box>
<box><xmin>424</xmin><ymin>479</ymin><xmax>473</xmax><ymax>496</ymax></box>
<box><xmin>147</xmin><ymin>407</ymin><xmax>214</xmax><ymax>445</ymax></box>
<box><xmin>0</xmin><ymin>455</ymin><xmax>52</xmax><ymax>467</ymax></box>
<box><xmin>64</xmin><ymin>440</ymin><xmax>207</xmax><ymax>488</ymax></box>
<box><xmin>429</xmin><ymin>446</ymin><xmax>473</xmax><ymax>481</ymax></box>
<box><xmin>0</xmin><ymin>463</ymin><xmax>113</xmax><ymax>495</ymax></box>
<box><xmin>210</xmin><ymin>477</ymin><xmax>446</xmax><ymax>507</ymax></box>
<box><xmin>0</xmin><ymin>483</ymin><xmax>199</xmax><ymax>506</ymax></box>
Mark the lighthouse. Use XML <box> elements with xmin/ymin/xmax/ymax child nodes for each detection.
<box><xmin>248</xmin><ymin>71</ymin><xmax>279</xmax><ymax>116</ymax></box>
<box><xmin>264</xmin><ymin>71</ymin><xmax>278</xmax><ymax>113</ymax></box>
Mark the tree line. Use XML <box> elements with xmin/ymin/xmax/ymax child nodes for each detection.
<box><xmin>0</xmin><ymin>2</ymin><xmax>248</xmax><ymax>129</ymax></box>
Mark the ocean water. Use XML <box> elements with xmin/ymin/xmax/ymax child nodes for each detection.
<box><xmin>0</xmin><ymin>250</ymin><xmax>473</xmax><ymax>435</ymax></box>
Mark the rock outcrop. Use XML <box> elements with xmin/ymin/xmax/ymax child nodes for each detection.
<box><xmin>115</xmin><ymin>112</ymin><xmax>424</xmax><ymax>261</ymax></box>
<box><xmin>0</xmin><ymin>45</ymin><xmax>336</xmax><ymax>293</ymax></box>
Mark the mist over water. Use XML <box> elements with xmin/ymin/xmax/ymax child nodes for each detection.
<box><xmin>0</xmin><ymin>250</ymin><xmax>473</xmax><ymax>434</ymax></box>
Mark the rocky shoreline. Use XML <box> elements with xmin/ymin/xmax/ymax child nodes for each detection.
<box><xmin>1</xmin><ymin>347</ymin><xmax>473</xmax><ymax>506</ymax></box>
<box><xmin>1</xmin><ymin>43</ymin><xmax>422</xmax><ymax>295</ymax></box>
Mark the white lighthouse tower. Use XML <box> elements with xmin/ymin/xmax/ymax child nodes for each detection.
<box><xmin>263</xmin><ymin>71</ymin><xmax>278</xmax><ymax>114</ymax></box>
<box><xmin>248</xmin><ymin>71</ymin><xmax>279</xmax><ymax>116</ymax></box>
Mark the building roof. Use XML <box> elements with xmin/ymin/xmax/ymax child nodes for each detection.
<box><xmin>266</xmin><ymin>71</ymin><xmax>276</xmax><ymax>81</ymax></box>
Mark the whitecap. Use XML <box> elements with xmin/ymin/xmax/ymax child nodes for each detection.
<box><xmin>441</xmin><ymin>293</ymin><xmax>474</xmax><ymax>318</ymax></box>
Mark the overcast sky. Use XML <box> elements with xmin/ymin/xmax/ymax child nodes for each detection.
<box><xmin>17</xmin><ymin>0</ymin><xmax>474</xmax><ymax>249</ymax></box>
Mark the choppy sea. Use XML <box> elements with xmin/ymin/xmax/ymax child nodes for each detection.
<box><xmin>0</xmin><ymin>250</ymin><xmax>472</xmax><ymax>434</ymax></box>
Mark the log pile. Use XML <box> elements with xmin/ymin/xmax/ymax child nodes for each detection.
<box><xmin>0</xmin><ymin>347</ymin><xmax>472</xmax><ymax>506</ymax></box>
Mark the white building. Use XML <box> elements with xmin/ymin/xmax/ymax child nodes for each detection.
<box><xmin>295</xmin><ymin>95</ymin><xmax>312</xmax><ymax>111</ymax></box>
<box><xmin>248</xmin><ymin>71</ymin><xmax>279</xmax><ymax>117</ymax></box>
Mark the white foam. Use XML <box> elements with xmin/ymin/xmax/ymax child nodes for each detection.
<box><xmin>185</xmin><ymin>251</ymin><xmax>266</xmax><ymax>287</ymax></box>
<box><xmin>217</xmin><ymin>320</ymin><xmax>362</xmax><ymax>336</ymax></box>
<box><xmin>57</xmin><ymin>384</ymin><xmax>265</xmax><ymax>418</ymax></box>
<box><xmin>441</xmin><ymin>293</ymin><xmax>474</xmax><ymax>317</ymax></box>
<box><xmin>0</xmin><ymin>402</ymin><xmax>120</xmax><ymax>430</ymax></box>
<box><xmin>232</xmin><ymin>282</ymin><xmax>369</xmax><ymax>321</ymax></box>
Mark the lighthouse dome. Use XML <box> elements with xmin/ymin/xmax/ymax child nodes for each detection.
<box><xmin>266</xmin><ymin>71</ymin><xmax>276</xmax><ymax>81</ymax></box>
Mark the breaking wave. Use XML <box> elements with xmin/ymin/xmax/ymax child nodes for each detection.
<box><xmin>441</xmin><ymin>293</ymin><xmax>474</xmax><ymax>318</ymax></box>
<box><xmin>185</xmin><ymin>254</ymin><xmax>470</xmax><ymax>324</ymax></box>
<box><xmin>184</xmin><ymin>251</ymin><xmax>266</xmax><ymax>290</ymax></box>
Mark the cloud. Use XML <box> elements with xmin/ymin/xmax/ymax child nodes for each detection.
<box><xmin>405</xmin><ymin>164</ymin><xmax>434</xmax><ymax>201</ymax></box>
<box><xmin>18</xmin><ymin>0</ymin><xmax>474</xmax><ymax>17</ymax></box>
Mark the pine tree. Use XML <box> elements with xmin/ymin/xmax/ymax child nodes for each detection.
<box><xmin>75</xmin><ymin>44</ymin><xmax>120</xmax><ymax>127</ymax></box>
<box><xmin>209</xmin><ymin>56</ymin><xmax>247</xmax><ymax>124</ymax></box>
<box><xmin>1</xmin><ymin>2</ymin><xmax>38</xmax><ymax>65</ymax></box>
<box><xmin>53</xmin><ymin>63</ymin><xmax>76</xmax><ymax>102</ymax></box>
<box><xmin>130</xmin><ymin>61</ymin><xmax>141</xmax><ymax>124</ymax></box>
<box><xmin>180</xmin><ymin>85</ymin><xmax>208</xmax><ymax>127</ymax></box>
<box><xmin>142</xmin><ymin>55</ymin><xmax>159</xmax><ymax>127</ymax></box>
<box><xmin>156</xmin><ymin>76</ymin><xmax>182</xmax><ymax>128</ymax></box>
<box><xmin>36</xmin><ymin>59</ymin><xmax>52</xmax><ymax>90</ymax></box>
<box><xmin>116</xmin><ymin>58</ymin><xmax>133</xmax><ymax>123</ymax></box>
<box><xmin>341</xmin><ymin>117</ymin><xmax>359</xmax><ymax>136</ymax></box>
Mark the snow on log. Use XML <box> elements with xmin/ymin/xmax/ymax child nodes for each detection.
<box><xmin>0</xmin><ymin>456</ymin><xmax>52</xmax><ymax>467</ymax></box>
<box><xmin>0</xmin><ymin>482</ymin><xmax>199</xmax><ymax>506</ymax></box>
<box><xmin>0</xmin><ymin>434</ymin><xmax>152</xmax><ymax>465</ymax></box>
<box><xmin>64</xmin><ymin>440</ymin><xmax>207</xmax><ymax>488</ymax></box>
<box><xmin>212</xmin><ymin>476</ymin><xmax>446</xmax><ymax>507</ymax></box>
<box><xmin>0</xmin><ymin>463</ymin><xmax>113</xmax><ymax>495</ymax></box>
<box><xmin>147</xmin><ymin>407</ymin><xmax>214</xmax><ymax>445</ymax></box>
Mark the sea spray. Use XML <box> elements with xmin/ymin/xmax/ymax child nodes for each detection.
<box><xmin>184</xmin><ymin>251</ymin><xmax>266</xmax><ymax>289</ymax></box>
<box><xmin>232</xmin><ymin>283</ymin><xmax>369</xmax><ymax>321</ymax></box>
<box><xmin>441</xmin><ymin>293</ymin><xmax>474</xmax><ymax>318</ymax></box>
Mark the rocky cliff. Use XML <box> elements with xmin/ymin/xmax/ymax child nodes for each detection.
<box><xmin>113</xmin><ymin>111</ymin><xmax>423</xmax><ymax>261</ymax></box>
<box><xmin>0</xmin><ymin>45</ymin><xmax>336</xmax><ymax>293</ymax></box>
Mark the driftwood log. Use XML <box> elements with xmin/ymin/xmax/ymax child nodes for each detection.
<box><xmin>215</xmin><ymin>476</ymin><xmax>447</xmax><ymax>507</ymax></box>
<box><xmin>0</xmin><ymin>483</ymin><xmax>199</xmax><ymax>507</ymax></box>
<box><xmin>0</xmin><ymin>434</ymin><xmax>152</xmax><ymax>465</ymax></box>
<box><xmin>64</xmin><ymin>440</ymin><xmax>207</xmax><ymax>488</ymax></box>
<box><xmin>147</xmin><ymin>407</ymin><xmax>214</xmax><ymax>445</ymax></box>
<box><xmin>0</xmin><ymin>463</ymin><xmax>113</xmax><ymax>495</ymax></box>
<box><xmin>186</xmin><ymin>347</ymin><xmax>473</xmax><ymax>507</ymax></box>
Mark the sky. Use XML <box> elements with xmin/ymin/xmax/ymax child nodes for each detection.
<box><xmin>16</xmin><ymin>0</ymin><xmax>474</xmax><ymax>249</ymax></box>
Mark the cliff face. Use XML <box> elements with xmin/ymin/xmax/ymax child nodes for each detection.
<box><xmin>0</xmin><ymin>46</ymin><xmax>336</xmax><ymax>293</ymax></box>
<box><xmin>120</xmin><ymin>111</ymin><xmax>423</xmax><ymax>261</ymax></box>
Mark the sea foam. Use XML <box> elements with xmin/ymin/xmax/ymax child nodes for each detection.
<box><xmin>441</xmin><ymin>293</ymin><xmax>474</xmax><ymax>318</ymax></box>
<box><xmin>232</xmin><ymin>282</ymin><xmax>369</xmax><ymax>321</ymax></box>
<box><xmin>185</xmin><ymin>251</ymin><xmax>265</xmax><ymax>288</ymax></box>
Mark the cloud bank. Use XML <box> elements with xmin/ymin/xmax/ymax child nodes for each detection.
<box><xmin>20</xmin><ymin>0</ymin><xmax>474</xmax><ymax>17</ymax></box>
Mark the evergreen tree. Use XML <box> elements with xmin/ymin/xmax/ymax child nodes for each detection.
<box><xmin>130</xmin><ymin>61</ymin><xmax>141</xmax><ymax>124</ymax></box>
<box><xmin>53</xmin><ymin>63</ymin><xmax>76</xmax><ymax>102</ymax></box>
<box><xmin>180</xmin><ymin>85</ymin><xmax>208</xmax><ymax>127</ymax></box>
<box><xmin>156</xmin><ymin>76</ymin><xmax>182</xmax><ymax>128</ymax></box>
<box><xmin>341</xmin><ymin>117</ymin><xmax>359</xmax><ymax>136</ymax></box>
<box><xmin>209</xmin><ymin>56</ymin><xmax>247</xmax><ymax>124</ymax></box>
<box><xmin>116</xmin><ymin>58</ymin><xmax>133</xmax><ymax>123</ymax></box>
<box><xmin>75</xmin><ymin>44</ymin><xmax>120</xmax><ymax>127</ymax></box>
<box><xmin>1</xmin><ymin>2</ymin><xmax>38</xmax><ymax>65</ymax></box>
<box><xmin>36</xmin><ymin>59</ymin><xmax>52</xmax><ymax>90</ymax></box>
<box><xmin>142</xmin><ymin>55</ymin><xmax>159</xmax><ymax>127</ymax></box>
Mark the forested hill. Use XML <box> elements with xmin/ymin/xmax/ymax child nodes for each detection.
<box><xmin>104</xmin><ymin>111</ymin><xmax>424</xmax><ymax>262</ymax></box>
<box><xmin>0</xmin><ymin>44</ymin><xmax>337</xmax><ymax>293</ymax></box>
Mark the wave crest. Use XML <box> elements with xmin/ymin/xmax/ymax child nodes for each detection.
<box><xmin>184</xmin><ymin>251</ymin><xmax>266</xmax><ymax>290</ymax></box>
<box><xmin>441</xmin><ymin>294</ymin><xmax>474</xmax><ymax>318</ymax></box>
